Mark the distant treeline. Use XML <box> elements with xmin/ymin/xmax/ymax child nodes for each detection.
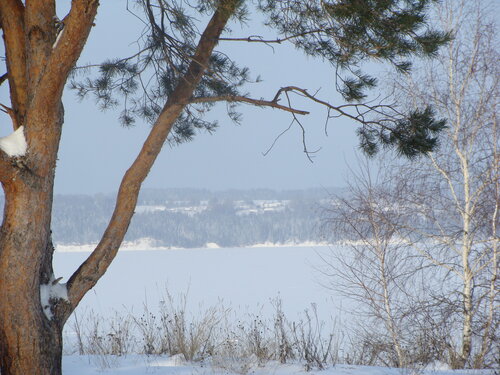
<box><xmin>0</xmin><ymin>188</ymin><xmax>343</xmax><ymax>248</ymax></box>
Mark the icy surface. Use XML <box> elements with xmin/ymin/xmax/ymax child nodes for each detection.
<box><xmin>40</xmin><ymin>276</ymin><xmax>68</xmax><ymax>320</ymax></box>
<box><xmin>0</xmin><ymin>126</ymin><xmax>27</xmax><ymax>157</ymax></box>
<box><xmin>53</xmin><ymin>246</ymin><xmax>337</xmax><ymax>321</ymax></box>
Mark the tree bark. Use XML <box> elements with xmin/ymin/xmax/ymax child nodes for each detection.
<box><xmin>0</xmin><ymin>114</ymin><xmax>64</xmax><ymax>375</ymax></box>
<box><xmin>0</xmin><ymin>0</ymin><xmax>98</xmax><ymax>373</ymax></box>
<box><xmin>0</xmin><ymin>187</ymin><xmax>63</xmax><ymax>375</ymax></box>
<box><xmin>0</xmin><ymin>95</ymin><xmax>71</xmax><ymax>374</ymax></box>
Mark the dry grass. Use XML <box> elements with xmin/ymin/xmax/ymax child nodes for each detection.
<box><xmin>66</xmin><ymin>291</ymin><xmax>341</xmax><ymax>372</ymax></box>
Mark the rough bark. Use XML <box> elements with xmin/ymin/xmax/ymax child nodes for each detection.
<box><xmin>0</xmin><ymin>0</ymin><xmax>26</xmax><ymax>129</ymax></box>
<box><xmin>0</xmin><ymin>176</ymin><xmax>62</xmax><ymax>374</ymax></box>
<box><xmin>0</xmin><ymin>1</ymin><xmax>98</xmax><ymax>374</ymax></box>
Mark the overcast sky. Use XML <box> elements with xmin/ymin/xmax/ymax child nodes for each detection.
<box><xmin>1</xmin><ymin>1</ymin><xmax>366</xmax><ymax>195</ymax></box>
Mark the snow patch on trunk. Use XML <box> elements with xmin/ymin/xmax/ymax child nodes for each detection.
<box><xmin>40</xmin><ymin>275</ymin><xmax>68</xmax><ymax>320</ymax></box>
<box><xmin>0</xmin><ymin>126</ymin><xmax>27</xmax><ymax>157</ymax></box>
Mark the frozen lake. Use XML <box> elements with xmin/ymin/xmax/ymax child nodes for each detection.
<box><xmin>54</xmin><ymin>246</ymin><xmax>344</xmax><ymax>322</ymax></box>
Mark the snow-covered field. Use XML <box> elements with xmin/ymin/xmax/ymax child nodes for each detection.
<box><xmin>54</xmin><ymin>246</ymin><xmax>495</xmax><ymax>375</ymax></box>
<box><xmin>63</xmin><ymin>354</ymin><xmax>492</xmax><ymax>375</ymax></box>
<box><xmin>54</xmin><ymin>245</ymin><xmax>340</xmax><ymax>320</ymax></box>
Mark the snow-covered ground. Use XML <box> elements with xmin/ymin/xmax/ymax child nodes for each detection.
<box><xmin>63</xmin><ymin>354</ymin><xmax>492</xmax><ymax>375</ymax></box>
<box><xmin>54</xmin><ymin>246</ymin><xmax>496</xmax><ymax>375</ymax></box>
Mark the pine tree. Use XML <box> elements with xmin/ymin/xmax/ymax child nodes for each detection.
<box><xmin>0</xmin><ymin>1</ymin><xmax>449</xmax><ymax>373</ymax></box>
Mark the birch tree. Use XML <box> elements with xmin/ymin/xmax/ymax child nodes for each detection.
<box><xmin>322</xmin><ymin>0</ymin><xmax>498</xmax><ymax>368</ymax></box>
<box><xmin>320</xmin><ymin>162</ymin><xmax>418</xmax><ymax>367</ymax></box>
<box><xmin>390</xmin><ymin>0</ymin><xmax>499</xmax><ymax>367</ymax></box>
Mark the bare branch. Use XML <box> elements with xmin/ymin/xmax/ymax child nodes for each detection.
<box><xmin>0</xmin><ymin>103</ymin><xmax>18</xmax><ymax>129</ymax></box>
<box><xmin>219</xmin><ymin>29</ymin><xmax>328</xmax><ymax>44</ymax></box>
<box><xmin>283</xmin><ymin>90</ymin><xmax>320</xmax><ymax>162</ymax></box>
<box><xmin>189</xmin><ymin>95</ymin><xmax>309</xmax><ymax>115</ymax></box>
<box><xmin>298</xmin><ymin>86</ymin><xmax>397</xmax><ymax>125</ymax></box>
<box><xmin>262</xmin><ymin>118</ymin><xmax>294</xmax><ymax>157</ymax></box>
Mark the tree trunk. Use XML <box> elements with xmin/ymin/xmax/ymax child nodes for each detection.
<box><xmin>458</xmin><ymin>271</ymin><xmax>473</xmax><ymax>368</ymax></box>
<box><xmin>0</xmin><ymin>94</ymin><xmax>66</xmax><ymax>374</ymax></box>
<box><xmin>0</xmin><ymin>184</ymin><xmax>64</xmax><ymax>375</ymax></box>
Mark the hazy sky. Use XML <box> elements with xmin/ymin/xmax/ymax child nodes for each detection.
<box><xmin>1</xmin><ymin>1</ymin><xmax>365</xmax><ymax>195</ymax></box>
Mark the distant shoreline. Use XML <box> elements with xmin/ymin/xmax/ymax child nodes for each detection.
<box><xmin>55</xmin><ymin>238</ymin><xmax>332</xmax><ymax>253</ymax></box>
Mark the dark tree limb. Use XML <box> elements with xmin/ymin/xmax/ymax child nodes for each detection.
<box><xmin>0</xmin><ymin>73</ymin><xmax>8</xmax><ymax>86</ymax></box>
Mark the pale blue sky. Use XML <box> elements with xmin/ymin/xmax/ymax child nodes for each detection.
<box><xmin>1</xmin><ymin>1</ymin><xmax>364</xmax><ymax>195</ymax></box>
